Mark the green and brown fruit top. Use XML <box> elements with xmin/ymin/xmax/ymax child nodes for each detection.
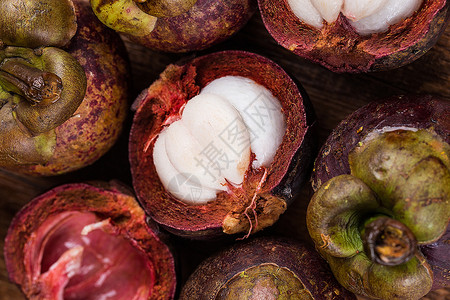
<box><xmin>0</xmin><ymin>0</ymin><xmax>86</xmax><ymax>167</ymax></box>
<box><xmin>307</xmin><ymin>97</ymin><xmax>450</xmax><ymax>299</ymax></box>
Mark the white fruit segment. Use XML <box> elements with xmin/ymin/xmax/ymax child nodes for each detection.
<box><xmin>201</xmin><ymin>76</ymin><xmax>286</xmax><ymax>169</ymax></box>
<box><xmin>350</xmin><ymin>0</ymin><xmax>423</xmax><ymax>35</ymax></box>
<box><xmin>342</xmin><ymin>0</ymin><xmax>387</xmax><ymax>21</ymax></box>
<box><xmin>181</xmin><ymin>93</ymin><xmax>251</xmax><ymax>186</ymax></box>
<box><xmin>311</xmin><ymin>0</ymin><xmax>343</xmax><ymax>24</ymax></box>
<box><xmin>287</xmin><ymin>0</ymin><xmax>324</xmax><ymax>28</ymax></box>
<box><xmin>165</xmin><ymin>121</ymin><xmax>227</xmax><ymax>191</ymax></box>
<box><xmin>287</xmin><ymin>0</ymin><xmax>422</xmax><ymax>35</ymax></box>
<box><xmin>152</xmin><ymin>77</ymin><xmax>286</xmax><ymax>205</ymax></box>
<box><xmin>153</xmin><ymin>128</ymin><xmax>218</xmax><ymax>204</ymax></box>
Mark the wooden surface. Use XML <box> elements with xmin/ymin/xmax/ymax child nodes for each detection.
<box><xmin>0</xmin><ymin>11</ymin><xmax>449</xmax><ymax>299</ymax></box>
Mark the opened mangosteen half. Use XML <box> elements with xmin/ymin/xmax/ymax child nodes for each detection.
<box><xmin>258</xmin><ymin>0</ymin><xmax>450</xmax><ymax>72</ymax></box>
<box><xmin>0</xmin><ymin>0</ymin><xmax>129</xmax><ymax>175</ymax></box>
<box><xmin>90</xmin><ymin>0</ymin><xmax>257</xmax><ymax>52</ymax></box>
<box><xmin>308</xmin><ymin>95</ymin><xmax>449</xmax><ymax>299</ymax></box>
<box><xmin>180</xmin><ymin>237</ymin><xmax>356</xmax><ymax>299</ymax></box>
<box><xmin>4</xmin><ymin>182</ymin><xmax>176</xmax><ymax>300</ymax></box>
<box><xmin>129</xmin><ymin>51</ymin><xmax>315</xmax><ymax>239</ymax></box>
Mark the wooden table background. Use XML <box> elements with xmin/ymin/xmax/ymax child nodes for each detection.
<box><xmin>0</xmin><ymin>10</ymin><xmax>449</xmax><ymax>299</ymax></box>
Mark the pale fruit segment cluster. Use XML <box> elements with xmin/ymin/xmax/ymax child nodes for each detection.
<box><xmin>287</xmin><ymin>0</ymin><xmax>423</xmax><ymax>35</ymax></box>
<box><xmin>153</xmin><ymin>76</ymin><xmax>286</xmax><ymax>204</ymax></box>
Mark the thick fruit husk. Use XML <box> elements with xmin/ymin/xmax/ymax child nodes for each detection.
<box><xmin>179</xmin><ymin>237</ymin><xmax>356</xmax><ymax>299</ymax></box>
<box><xmin>127</xmin><ymin>0</ymin><xmax>257</xmax><ymax>52</ymax></box>
<box><xmin>129</xmin><ymin>51</ymin><xmax>315</xmax><ymax>239</ymax></box>
<box><xmin>4</xmin><ymin>0</ymin><xmax>129</xmax><ymax>175</ymax></box>
<box><xmin>4</xmin><ymin>182</ymin><xmax>176</xmax><ymax>299</ymax></box>
<box><xmin>258</xmin><ymin>0</ymin><xmax>450</xmax><ymax>72</ymax></box>
<box><xmin>311</xmin><ymin>95</ymin><xmax>450</xmax><ymax>290</ymax></box>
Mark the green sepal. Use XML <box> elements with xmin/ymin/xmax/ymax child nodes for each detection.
<box><xmin>325</xmin><ymin>252</ymin><xmax>433</xmax><ymax>300</ymax></box>
<box><xmin>90</xmin><ymin>0</ymin><xmax>157</xmax><ymax>36</ymax></box>
<box><xmin>0</xmin><ymin>0</ymin><xmax>77</xmax><ymax>48</ymax></box>
<box><xmin>1</xmin><ymin>46</ymin><xmax>87</xmax><ymax>135</ymax></box>
<box><xmin>349</xmin><ymin>129</ymin><xmax>450</xmax><ymax>243</ymax></box>
<box><xmin>307</xmin><ymin>174</ymin><xmax>380</xmax><ymax>258</ymax></box>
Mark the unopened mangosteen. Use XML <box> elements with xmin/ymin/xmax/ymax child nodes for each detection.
<box><xmin>0</xmin><ymin>0</ymin><xmax>129</xmax><ymax>175</ymax></box>
<box><xmin>180</xmin><ymin>237</ymin><xmax>356</xmax><ymax>299</ymax></box>
<box><xmin>258</xmin><ymin>0</ymin><xmax>450</xmax><ymax>72</ymax></box>
<box><xmin>129</xmin><ymin>51</ymin><xmax>315</xmax><ymax>239</ymax></box>
<box><xmin>308</xmin><ymin>95</ymin><xmax>449</xmax><ymax>299</ymax></box>
<box><xmin>4</xmin><ymin>182</ymin><xmax>176</xmax><ymax>299</ymax></box>
<box><xmin>90</xmin><ymin>0</ymin><xmax>257</xmax><ymax>52</ymax></box>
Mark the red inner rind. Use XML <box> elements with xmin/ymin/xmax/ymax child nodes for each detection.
<box><xmin>4</xmin><ymin>183</ymin><xmax>176</xmax><ymax>299</ymax></box>
<box><xmin>129</xmin><ymin>51</ymin><xmax>309</xmax><ymax>235</ymax></box>
<box><xmin>258</xmin><ymin>0</ymin><xmax>449</xmax><ymax>72</ymax></box>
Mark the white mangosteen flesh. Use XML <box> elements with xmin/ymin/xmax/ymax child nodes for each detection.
<box><xmin>152</xmin><ymin>76</ymin><xmax>286</xmax><ymax>205</ymax></box>
<box><xmin>287</xmin><ymin>0</ymin><xmax>423</xmax><ymax>35</ymax></box>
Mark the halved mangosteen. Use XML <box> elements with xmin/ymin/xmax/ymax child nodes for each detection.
<box><xmin>258</xmin><ymin>0</ymin><xmax>450</xmax><ymax>72</ymax></box>
<box><xmin>4</xmin><ymin>182</ymin><xmax>176</xmax><ymax>300</ymax></box>
<box><xmin>179</xmin><ymin>237</ymin><xmax>356</xmax><ymax>299</ymax></box>
<box><xmin>90</xmin><ymin>0</ymin><xmax>257</xmax><ymax>52</ymax></box>
<box><xmin>0</xmin><ymin>0</ymin><xmax>129</xmax><ymax>175</ymax></box>
<box><xmin>129</xmin><ymin>51</ymin><xmax>315</xmax><ymax>239</ymax></box>
<box><xmin>308</xmin><ymin>95</ymin><xmax>449</xmax><ymax>299</ymax></box>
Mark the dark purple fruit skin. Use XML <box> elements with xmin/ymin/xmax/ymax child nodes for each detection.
<box><xmin>311</xmin><ymin>95</ymin><xmax>450</xmax><ymax>290</ymax></box>
<box><xmin>4</xmin><ymin>182</ymin><xmax>177</xmax><ymax>299</ymax></box>
<box><xmin>128</xmin><ymin>0</ymin><xmax>257</xmax><ymax>52</ymax></box>
<box><xmin>258</xmin><ymin>0</ymin><xmax>450</xmax><ymax>72</ymax></box>
<box><xmin>129</xmin><ymin>50</ymin><xmax>316</xmax><ymax>239</ymax></box>
<box><xmin>179</xmin><ymin>237</ymin><xmax>356</xmax><ymax>299</ymax></box>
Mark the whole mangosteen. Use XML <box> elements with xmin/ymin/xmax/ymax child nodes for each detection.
<box><xmin>258</xmin><ymin>0</ymin><xmax>450</xmax><ymax>72</ymax></box>
<box><xmin>129</xmin><ymin>51</ymin><xmax>315</xmax><ymax>239</ymax></box>
<box><xmin>180</xmin><ymin>237</ymin><xmax>356</xmax><ymax>299</ymax></box>
<box><xmin>0</xmin><ymin>0</ymin><xmax>129</xmax><ymax>175</ymax></box>
<box><xmin>307</xmin><ymin>95</ymin><xmax>449</xmax><ymax>299</ymax></box>
<box><xmin>89</xmin><ymin>0</ymin><xmax>257</xmax><ymax>52</ymax></box>
<box><xmin>4</xmin><ymin>182</ymin><xmax>176</xmax><ymax>299</ymax></box>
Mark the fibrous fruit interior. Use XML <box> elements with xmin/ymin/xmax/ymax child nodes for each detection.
<box><xmin>287</xmin><ymin>0</ymin><xmax>423</xmax><ymax>34</ymax></box>
<box><xmin>152</xmin><ymin>76</ymin><xmax>285</xmax><ymax>205</ymax></box>
<box><xmin>27</xmin><ymin>211</ymin><xmax>154</xmax><ymax>300</ymax></box>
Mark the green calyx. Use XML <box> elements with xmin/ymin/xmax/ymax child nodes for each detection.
<box><xmin>0</xmin><ymin>0</ymin><xmax>77</xmax><ymax>48</ymax></box>
<box><xmin>0</xmin><ymin>46</ymin><xmax>86</xmax><ymax>166</ymax></box>
<box><xmin>90</xmin><ymin>0</ymin><xmax>197</xmax><ymax>36</ymax></box>
<box><xmin>307</xmin><ymin>129</ymin><xmax>449</xmax><ymax>299</ymax></box>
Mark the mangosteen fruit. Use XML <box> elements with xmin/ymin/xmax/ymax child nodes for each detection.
<box><xmin>4</xmin><ymin>182</ymin><xmax>176</xmax><ymax>299</ymax></box>
<box><xmin>179</xmin><ymin>237</ymin><xmax>356</xmax><ymax>299</ymax></box>
<box><xmin>258</xmin><ymin>0</ymin><xmax>450</xmax><ymax>72</ymax></box>
<box><xmin>307</xmin><ymin>95</ymin><xmax>449</xmax><ymax>299</ymax></box>
<box><xmin>129</xmin><ymin>51</ymin><xmax>315</xmax><ymax>239</ymax></box>
<box><xmin>90</xmin><ymin>0</ymin><xmax>256</xmax><ymax>52</ymax></box>
<box><xmin>0</xmin><ymin>0</ymin><xmax>129</xmax><ymax>175</ymax></box>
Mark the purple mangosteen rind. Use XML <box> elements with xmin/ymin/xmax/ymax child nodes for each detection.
<box><xmin>0</xmin><ymin>0</ymin><xmax>129</xmax><ymax>175</ymax></box>
<box><xmin>179</xmin><ymin>237</ymin><xmax>356</xmax><ymax>299</ymax></box>
<box><xmin>92</xmin><ymin>0</ymin><xmax>257</xmax><ymax>53</ymax></box>
<box><xmin>4</xmin><ymin>182</ymin><xmax>177</xmax><ymax>299</ymax></box>
<box><xmin>258</xmin><ymin>0</ymin><xmax>450</xmax><ymax>73</ymax></box>
<box><xmin>129</xmin><ymin>50</ymin><xmax>315</xmax><ymax>239</ymax></box>
<box><xmin>309</xmin><ymin>95</ymin><xmax>450</xmax><ymax>294</ymax></box>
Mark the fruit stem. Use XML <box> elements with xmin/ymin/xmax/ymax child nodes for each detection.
<box><xmin>238</xmin><ymin>168</ymin><xmax>268</xmax><ymax>240</ymax></box>
<box><xmin>362</xmin><ymin>216</ymin><xmax>417</xmax><ymax>266</ymax></box>
<box><xmin>0</xmin><ymin>58</ymin><xmax>62</xmax><ymax>106</ymax></box>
